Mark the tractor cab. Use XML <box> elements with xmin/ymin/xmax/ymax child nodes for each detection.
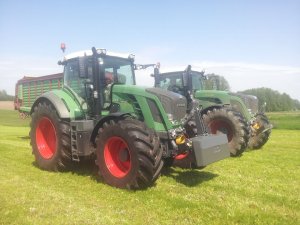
<box><xmin>59</xmin><ymin>48</ymin><xmax>136</xmax><ymax>117</ymax></box>
<box><xmin>154</xmin><ymin>66</ymin><xmax>206</xmax><ymax>94</ymax></box>
<box><xmin>152</xmin><ymin>65</ymin><xmax>206</xmax><ymax>112</ymax></box>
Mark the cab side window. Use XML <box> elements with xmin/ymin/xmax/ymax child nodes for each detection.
<box><xmin>64</xmin><ymin>60</ymin><xmax>84</xmax><ymax>98</ymax></box>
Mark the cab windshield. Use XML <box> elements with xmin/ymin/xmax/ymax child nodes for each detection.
<box><xmin>64</xmin><ymin>56</ymin><xmax>135</xmax><ymax>100</ymax></box>
<box><xmin>191</xmin><ymin>72</ymin><xmax>204</xmax><ymax>90</ymax></box>
<box><xmin>157</xmin><ymin>71</ymin><xmax>205</xmax><ymax>91</ymax></box>
<box><xmin>100</xmin><ymin>56</ymin><xmax>135</xmax><ymax>85</ymax></box>
<box><xmin>99</xmin><ymin>56</ymin><xmax>135</xmax><ymax>107</ymax></box>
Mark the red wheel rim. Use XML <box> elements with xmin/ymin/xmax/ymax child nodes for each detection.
<box><xmin>104</xmin><ymin>137</ymin><xmax>131</xmax><ymax>178</ymax></box>
<box><xmin>35</xmin><ymin>117</ymin><xmax>57</xmax><ymax>159</ymax></box>
<box><xmin>209</xmin><ymin>119</ymin><xmax>233</xmax><ymax>141</ymax></box>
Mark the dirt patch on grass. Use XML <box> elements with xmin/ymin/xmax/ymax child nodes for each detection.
<box><xmin>0</xmin><ymin>101</ymin><xmax>14</xmax><ymax>110</ymax></box>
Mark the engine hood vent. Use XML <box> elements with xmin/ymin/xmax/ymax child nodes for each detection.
<box><xmin>146</xmin><ymin>88</ymin><xmax>187</xmax><ymax>121</ymax></box>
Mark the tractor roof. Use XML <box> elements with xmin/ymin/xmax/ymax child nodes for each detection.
<box><xmin>158</xmin><ymin>66</ymin><xmax>205</xmax><ymax>74</ymax></box>
<box><xmin>64</xmin><ymin>49</ymin><xmax>134</xmax><ymax>61</ymax></box>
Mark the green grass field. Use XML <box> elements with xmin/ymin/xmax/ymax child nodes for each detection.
<box><xmin>267</xmin><ymin>111</ymin><xmax>300</xmax><ymax>130</ymax></box>
<box><xmin>0</xmin><ymin>110</ymin><xmax>299</xmax><ymax>225</ymax></box>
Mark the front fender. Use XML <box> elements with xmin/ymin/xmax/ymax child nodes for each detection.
<box><xmin>90</xmin><ymin>113</ymin><xmax>131</xmax><ymax>146</ymax></box>
<box><xmin>30</xmin><ymin>90</ymin><xmax>83</xmax><ymax>119</ymax></box>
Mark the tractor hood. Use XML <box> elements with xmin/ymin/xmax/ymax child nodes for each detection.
<box><xmin>112</xmin><ymin>84</ymin><xmax>187</xmax><ymax>127</ymax></box>
<box><xmin>194</xmin><ymin>90</ymin><xmax>231</xmax><ymax>105</ymax></box>
<box><xmin>112</xmin><ymin>84</ymin><xmax>153</xmax><ymax>97</ymax></box>
<box><xmin>194</xmin><ymin>89</ymin><xmax>252</xmax><ymax>120</ymax></box>
<box><xmin>146</xmin><ymin>87</ymin><xmax>187</xmax><ymax>123</ymax></box>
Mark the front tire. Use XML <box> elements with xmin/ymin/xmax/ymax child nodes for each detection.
<box><xmin>96</xmin><ymin>117</ymin><xmax>163</xmax><ymax>189</ymax></box>
<box><xmin>203</xmin><ymin>108</ymin><xmax>249</xmax><ymax>157</ymax></box>
<box><xmin>30</xmin><ymin>102</ymin><xmax>72</xmax><ymax>171</ymax></box>
<box><xmin>248</xmin><ymin>114</ymin><xmax>272</xmax><ymax>149</ymax></box>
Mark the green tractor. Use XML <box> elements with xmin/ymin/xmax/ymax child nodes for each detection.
<box><xmin>29</xmin><ymin>48</ymin><xmax>229</xmax><ymax>189</ymax></box>
<box><xmin>152</xmin><ymin>64</ymin><xmax>272</xmax><ymax>157</ymax></box>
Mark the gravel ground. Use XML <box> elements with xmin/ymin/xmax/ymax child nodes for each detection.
<box><xmin>0</xmin><ymin>101</ymin><xmax>14</xmax><ymax>110</ymax></box>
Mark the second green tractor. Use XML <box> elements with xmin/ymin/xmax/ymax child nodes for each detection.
<box><xmin>151</xmin><ymin>64</ymin><xmax>272</xmax><ymax>157</ymax></box>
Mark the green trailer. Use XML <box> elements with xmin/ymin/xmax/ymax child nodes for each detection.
<box><xmin>15</xmin><ymin>73</ymin><xmax>63</xmax><ymax>118</ymax></box>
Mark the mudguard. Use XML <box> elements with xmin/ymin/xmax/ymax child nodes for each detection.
<box><xmin>90</xmin><ymin>112</ymin><xmax>131</xmax><ymax>146</ymax></box>
<box><xmin>30</xmin><ymin>90</ymin><xmax>82</xmax><ymax>119</ymax></box>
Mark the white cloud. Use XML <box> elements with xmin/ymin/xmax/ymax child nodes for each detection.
<box><xmin>0</xmin><ymin>56</ymin><xmax>61</xmax><ymax>95</ymax></box>
<box><xmin>191</xmin><ymin>61</ymin><xmax>300</xmax><ymax>100</ymax></box>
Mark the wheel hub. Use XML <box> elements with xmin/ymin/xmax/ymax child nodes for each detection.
<box><xmin>210</xmin><ymin>119</ymin><xmax>233</xmax><ymax>142</ymax></box>
<box><xmin>104</xmin><ymin>137</ymin><xmax>131</xmax><ymax>178</ymax></box>
<box><xmin>118</xmin><ymin>149</ymin><xmax>130</xmax><ymax>162</ymax></box>
<box><xmin>35</xmin><ymin>117</ymin><xmax>57</xmax><ymax>159</ymax></box>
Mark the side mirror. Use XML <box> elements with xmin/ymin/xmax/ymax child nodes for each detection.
<box><xmin>182</xmin><ymin>65</ymin><xmax>191</xmax><ymax>87</ymax></box>
<box><xmin>153</xmin><ymin>67</ymin><xmax>161</xmax><ymax>86</ymax></box>
<box><xmin>154</xmin><ymin>67</ymin><xmax>159</xmax><ymax>76</ymax></box>
<box><xmin>79</xmin><ymin>57</ymin><xmax>87</xmax><ymax>78</ymax></box>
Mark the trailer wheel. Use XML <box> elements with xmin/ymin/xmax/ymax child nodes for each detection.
<box><xmin>248</xmin><ymin>114</ymin><xmax>272</xmax><ymax>149</ymax></box>
<box><xmin>96</xmin><ymin>117</ymin><xmax>164</xmax><ymax>189</ymax></box>
<box><xmin>203</xmin><ymin>108</ymin><xmax>249</xmax><ymax>157</ymax></box>
<box><xmin>30</xmin><ymin>102</ymin><xmax>72</xmax><ymax>171</ymax></box>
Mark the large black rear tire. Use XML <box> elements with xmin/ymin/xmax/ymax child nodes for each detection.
<box><xmin>248</xmin><ymin>114</ymin><xmax>272</xmax><ymax>149</ymax></box>
<box><xmin>96</xmin><ymin>117</ymin><xmax>163</xmax><ymax>189</ymax></box>
<box><xmin>30</xmin><ymin>102</ymin><xmax>72</xmax><ymax>171</ymax></box>
<box><xmin>203</xmin><ymin>108</ymin><xmax>249</xmax><ymax>157</ymax></box>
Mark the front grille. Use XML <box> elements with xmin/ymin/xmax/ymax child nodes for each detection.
<box><xmin>146</xmin><ymin>88</ymin><xmax>187</xmax><ymax>122</ymax></box>
<box><xmin>147</xmin><ymin>99</ymin><xmax>163</xmax><ymax>123</ymax></box>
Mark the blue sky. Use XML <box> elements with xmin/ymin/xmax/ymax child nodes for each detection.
<box><xmin>1</xmin><ymin>0</ymin><xmax>299</xmax><ymax>99</ymax></box>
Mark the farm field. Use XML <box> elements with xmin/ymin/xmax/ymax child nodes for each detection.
<box><xmin>0</xmin><ymin>110</ymin><xmax>299</xmax><ymax>225</ymax></box>
<box><xmin>267</xmin><ymin>111</ymin><xmax>300</xmax><ymax>130</ymax></box>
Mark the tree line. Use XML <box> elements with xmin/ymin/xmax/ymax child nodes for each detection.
<box><xmin>239</xmin><ymin>88</ymin><xmax>300</xmax><ymax>112</ymax></box>
<box><xmin>204</xmin><ymin>74</ymin><xmax>300</xmax><ymax>112</ymax></box>
<box><xmin>0</xmin><ymin>90</ymin><xmax>14</xmax><ymax>101</ymax></box>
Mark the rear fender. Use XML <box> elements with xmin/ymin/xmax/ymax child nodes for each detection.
<box><xmin>200</xmin><ymin>105</ymin><xmax>223</xmax><ymax>115</ymax></box>
<box><xmin>30</xmin><ymin>90</ymin><xmax>82</xmax><ymax>119</ymax></box>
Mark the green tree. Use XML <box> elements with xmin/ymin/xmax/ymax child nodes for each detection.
<box><xmin>0</xmin><ymin>90</ymin><xmax>14</xmax><ymax>101</ymax></box>
<box><xmin>239</xmin><ymin>88</ymin><xmax>300</xmax><ymax>112</ymax></box>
